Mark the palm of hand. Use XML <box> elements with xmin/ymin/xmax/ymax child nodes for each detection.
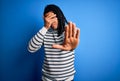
<box><xmin>52</xmin><ymin>22</ymin><xmax>80</xmax><ymax>51</ymax></box>
<box><xmin>62</xmin><ymin>35</ymin><xmax>79</xmax><ymax>51</ymax></box>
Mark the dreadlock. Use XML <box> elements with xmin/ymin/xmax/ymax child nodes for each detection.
<box><xmin>43</xmin><ymin>4</ymin><xmax>68</xmax><ymax>36</ymax></box>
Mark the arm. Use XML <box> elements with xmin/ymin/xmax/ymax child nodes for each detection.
<box><xmin>28</xmin><ymin>27</ymin><xmax>47</xmax><ymax>53</ymax></box>
<box><xmin>28</xmin><ymin>12</ymin><xmax>57</xmax><ymax>53</ymax></box>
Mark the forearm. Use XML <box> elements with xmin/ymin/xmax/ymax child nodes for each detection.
<box><xmin>28</xmin><ymin>27</ymin><xmax>47</xmax><ymax>53</ymax></box>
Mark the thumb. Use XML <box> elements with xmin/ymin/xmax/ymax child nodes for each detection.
<box><xmin>52</xmin><ymin>44</ymin><xmax>64</xmax><ymax>50</ymax></box>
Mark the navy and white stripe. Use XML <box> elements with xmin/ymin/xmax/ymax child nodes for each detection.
<box><xmin>28</xmin><ymin>27</ymin><xmax>75</xmax><ymax>81</ymax></box>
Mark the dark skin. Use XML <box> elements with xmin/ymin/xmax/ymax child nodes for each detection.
<box><xmin>43</xmin><ymin>12</ymin><xmax>80</xmax><ymax>51</ymax></box>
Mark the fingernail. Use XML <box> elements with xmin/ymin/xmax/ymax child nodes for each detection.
<box><xmin>69</xmin><ymin>21</ymin><xmax>72</xmax><ymax>23</ymax></box>
<box><xmin>65</xmin><ymin>25</ymin><xmax>68</xmax><ymax>27</ymax></box>
<box><xmin>68</xmin><ymin>21</ymin><xmax>72</xmax><ymax>24</ymax></box>
<box><xmin>73</xmin><ymin>23</ymin><xmax>76</xmax><ymax>25</ymax></box>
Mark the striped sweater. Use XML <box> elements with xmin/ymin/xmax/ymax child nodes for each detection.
<box><xmin>28</xmin><ymin>27</ymin><xmax>75</xmax><ymax>81</ymax></box>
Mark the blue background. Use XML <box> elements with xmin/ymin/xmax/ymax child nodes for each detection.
<box><xmin>1</xmin><ymin>0</ymin><xmax>120</xmax><ymax>81</ymax></box>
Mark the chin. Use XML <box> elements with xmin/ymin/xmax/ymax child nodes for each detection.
<box><xmin>52</xmin><ymin>26</ymin><xmax>58</xmax><ymax>30</ymax></box>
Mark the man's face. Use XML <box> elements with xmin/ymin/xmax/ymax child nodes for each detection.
<box><xmin>45</xmin><ymin>12</ymin><xmax>58</xmax><ymax>30</ymax></box>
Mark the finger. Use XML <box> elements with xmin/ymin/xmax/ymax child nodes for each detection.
<box><xmin>46</xmin><ymin>12</ymin><xmax>56</xmax><ymax>19</ymax></box>
<box><xmin>76</xmin><ymin>28</ymin><xmax>80</xmax><ymax>39</ymax></box>
<box><xmin>44</xmin><ymin>12</ymin><xmax>54</xmax><ymax>17</ymax></box>
<box><xmin>52</xmin><ymin>44</ymin><xmax>65</xmax><ymax>50</ymax></box>
<box><xmin>50</xmin><ymin>17</ymin><xmax>57</xmax><ymax>24</ymax></box>
<box><xmin>44</xmin><ymin>13</ymin><xmax>56</xmax><ymax>20</ymax></box>
<box><xmin>69</xmin><ymin>22</ymin><xmax>72</xmax><ymax>37</ymax></box>
<box><xmin>72</xmin><ymin>23</ymin><xmax>76</xmax><ymax>37</ymax></box>
<box><xmin>65</xmin><ymin>25</ymin><xmax>69</xmax><ymax>39</ymax></box>
<box><xmin>49</xmin><ymin>14</ymin><xmax>56</xmax><ymax>19</ymax></box>
<box><xmin>51</xmin><ymin>17</ymin><xmax>57</xmax><ymax>21</ymax></box>
<box><xmin>44</xmin><ymin>14</ymin><xmax>57</xmax><ymax>23</ymax></box>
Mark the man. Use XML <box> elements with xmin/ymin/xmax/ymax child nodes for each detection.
<box><xmin>28</xmin><ymin>4</ymin><xmax>80</xmax><ymax>81</ymax></box>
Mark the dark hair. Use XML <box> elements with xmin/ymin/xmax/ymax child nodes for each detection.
<box><xmin>43</xmin><ymin>4</ymin><xmax>68</xmax><ymax>36</ymax></box>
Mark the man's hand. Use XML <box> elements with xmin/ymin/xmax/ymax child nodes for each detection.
<box><xmin>52</xmin><ymin>22</ymin><xmax>80</xmax><ymax>51</ymax></box>
<box><xmin>43</xmin><ymin>12</ymin><xmax>57</xmax><ymax>30</ymax></box>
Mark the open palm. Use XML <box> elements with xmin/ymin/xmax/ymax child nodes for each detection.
<box><xmin>52</xmin><ymin>22</ymin><xmax>80</xmax><ymax>51</ymax></box>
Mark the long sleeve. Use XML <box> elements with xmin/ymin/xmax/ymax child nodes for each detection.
<box><xmin>28</xmin><ymin>27</ymin><xmax>47</xmax><ymax>53</ymax></box>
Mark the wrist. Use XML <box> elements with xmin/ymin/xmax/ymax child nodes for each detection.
<box><xmin>44</xmin><ymin>26</ymin><xmax>49</xmax><ymax>30</ymax></box>
<box><xmin>39</xmin><ymin>27</ymin><xmax>48</xmax><ymax>36</ymax></box>
<box><xmin>44</xmin><ymin>27</ymin><xmax>49</xmax><ymax>30</ymax></box>
<box><xmin>44</xmin><ymin>23</ymin><xmax>51</xmax><ymax>30</ymax></box>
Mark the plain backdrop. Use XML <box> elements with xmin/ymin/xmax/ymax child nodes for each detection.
<box><xmin>1</xmin><ymin>0</ymin><xmax>120</xmax><ymax>81</ymax></box>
